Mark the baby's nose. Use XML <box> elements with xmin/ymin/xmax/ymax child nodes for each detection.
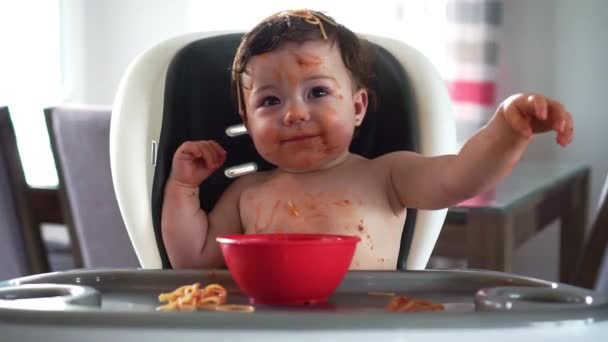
<box><xmin>283</xmin><ymin>105</ymin><xmax>310</xmax><ymax>125</ymax></box>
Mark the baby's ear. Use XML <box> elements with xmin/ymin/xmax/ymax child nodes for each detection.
<box><xmin>353</xmin><ymin>88</ymin><xmax>368</xmax><ymax>126</ymax></box>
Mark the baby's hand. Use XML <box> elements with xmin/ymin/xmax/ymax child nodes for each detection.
<box><xmin>169</xmin><ymin>140</ymin><xmax>227</xmax><ymax>187</ymax></box>
<box><xmin>499</xmin><ymin>93</ymin><xmax>573</xmax><ymax>146</ymax></box>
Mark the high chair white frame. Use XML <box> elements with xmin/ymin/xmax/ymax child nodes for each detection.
<box><xmin>110</xmin><ymin>31</ymin><xmax>457</xmax><ymax>270</ymax></box>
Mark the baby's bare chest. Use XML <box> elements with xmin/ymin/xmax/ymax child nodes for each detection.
<box><xmin>239</xmin><ymin>180</ymin><xmax>393</xmax><ymax>236</ymax></box>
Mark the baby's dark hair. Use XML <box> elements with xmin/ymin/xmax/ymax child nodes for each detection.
<box><xmin>231</xmin><ymin>9</ymin><xmax>374</xmax><ymax>116</ymax></box>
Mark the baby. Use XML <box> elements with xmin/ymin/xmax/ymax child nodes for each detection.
<box><xmin>161</xmin><ymin>9</ymin><xmax>573</xmax><ymax>270</ymax></box>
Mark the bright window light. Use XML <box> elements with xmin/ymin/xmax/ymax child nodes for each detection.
<box><xmin>187</xmin><ymin>0</ymin><xmax>448</xmax><ymax>74</ymax></box>
<box><xmin>0</xmin><ymin>1</ymin><xmax>63</xmax><ymax>187</ymax></box>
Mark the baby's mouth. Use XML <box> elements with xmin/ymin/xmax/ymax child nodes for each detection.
<box><xmin>281</xmin><ymin>134</ymin><xmax>320</xmax><ymax>144</ymax></box>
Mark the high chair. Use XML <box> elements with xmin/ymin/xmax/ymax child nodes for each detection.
<box><xmin>110</xmin><ymin>32</ymin><xmax>457</xmax><ymax>270</ymax></box>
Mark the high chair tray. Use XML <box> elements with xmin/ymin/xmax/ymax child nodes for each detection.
<box><xmin>1</xmin><ymin>269</ymin><xmax>607</xmax><ymax>342</ymax></box>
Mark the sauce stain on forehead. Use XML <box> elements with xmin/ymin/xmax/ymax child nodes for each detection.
<box><xmin>293</xmin><ymin>52</ymin><xmax>323</xmax><ymax>69</ymax></box>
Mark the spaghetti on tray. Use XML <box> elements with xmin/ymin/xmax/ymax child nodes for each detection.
<box><xmin>157</xmin><ymin>282</ymin><xmax>254</xmax><ymax>312</ymax></box>
<box><xmin>386</xmin><ymin>295</ymin><xmax>444</xmax><ymax>313</ymax></box>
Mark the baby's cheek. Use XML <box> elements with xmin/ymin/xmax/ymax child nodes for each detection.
<box><xmin>253</xmin><ymin>133</ymin><xmax>278</xmax><ymax>159</ymax></box>
<box><xmin>254</xmin><ymin>127</ymin><xmax>290</xmax><ymax>166</ymax></box>
<box><xmin>250</xmin><ymin>120</ymin><xmax>276</xmax><ymax>141</ymax></box>
<box><xmin>324</xmin><ymin>123</ymin><xmax>354</xmax><ymax>151</ymax></box>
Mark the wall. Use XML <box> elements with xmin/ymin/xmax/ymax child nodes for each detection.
<box><xmin>500</xmin><ymin>0</ymin><xmax>608</xmax><ymax>211</ymax></box>
<box><xmin>499</xmin><ymin>0</ymin><xmax>608</xmax><ymax>281</ymax></box>
<box><xmin>59</xmin><ymin>0</ymin><xmax>438</xmax><ymax>104</ymax></box>
<box><xmin>61</xmin><ymin>0</ymin><xmax>190</xmax><ymax>104</ymax></box>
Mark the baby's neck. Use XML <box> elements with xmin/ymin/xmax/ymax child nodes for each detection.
<box><xmin>278</xmin><ymin>152</ymin><xmax>352</xmax><ymax>175</ymax></box>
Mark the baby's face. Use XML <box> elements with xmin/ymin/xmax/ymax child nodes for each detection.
<box><xmin>241</xmin><ymin>40</ymin><xmax>368</xmax><ymax>172</ymax></box>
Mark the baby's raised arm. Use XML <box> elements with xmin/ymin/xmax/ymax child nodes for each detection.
<box><xmin>161</xmin><ymin>141</ymin><xmax>243</xmax><ymax>269</ymax></box>
<box><xmin>384</xmin><ymin>93</ymin><xmax>573</xmax><ymax>210</ymax></box>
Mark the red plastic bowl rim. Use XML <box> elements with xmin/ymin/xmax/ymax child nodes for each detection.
<box><xmin>216</xmin><ymin>233</ymin><xmax>360</xmax><ymax>245</ymax></box>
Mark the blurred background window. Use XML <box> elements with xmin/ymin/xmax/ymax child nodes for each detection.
<box><xmin>0</xmin><ymin>0</ymin><xmax>62</xmax><ymax>187</ymax></box>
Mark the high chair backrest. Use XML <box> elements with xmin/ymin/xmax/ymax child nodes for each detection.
<box><xmin>111</xmin><ymin>32</ymin><xmax>456</xmax><ymax>270</ymax></box>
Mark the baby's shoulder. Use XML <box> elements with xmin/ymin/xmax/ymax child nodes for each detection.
<box><xmin>340</xmin><ymin>153</ymin><xmax>393</xmax><ymax>182</ymax></box>
<box><xmin>369</xmin><ymin>150</ymin><xmax>420</xmax><ymax>169</ymax></box>
<box><xmin>225</xmin><ymin>168</ymin><xmax>274</xmax><ymax>193</ymax></box>
<box><xmin>349</xmin><ymin>151</ymin><xmax>416</xmax><ymax>171</ymax></box>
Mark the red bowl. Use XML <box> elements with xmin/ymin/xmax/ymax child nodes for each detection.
<box><xmin>216</xmin><ymin>233</ymin><xmax>359</xmax><ymax>306</ymax></box>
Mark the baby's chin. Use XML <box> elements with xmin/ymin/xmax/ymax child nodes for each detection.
<box><xmin>277</xmin><ymin>164</ymin><xmax>326</xmax><ymax>174</ymax></box>
<box><xmin>270</xmin><ymin>153</ymin><xmax>350</xmax><ymax>174</ymax></box>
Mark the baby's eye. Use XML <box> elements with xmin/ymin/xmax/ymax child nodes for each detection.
<box><xmin>261</xmin><ymin>96</ymin><xmax>280</xmax><ymax>107</ymax></box>
<box><xmin>309</xmin><ymin>86</ymin><xmax>329</xmax><ymax>99</ymax></box>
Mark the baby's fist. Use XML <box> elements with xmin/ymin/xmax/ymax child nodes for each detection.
<box><xmin>500</xmin><ymin>93</ymin><xmax>573</xmax><ymax>146</ymax></box>
<box><xmin>169</xmin><ymin>140</ymin><xmax>227</xmax><ymax>187</ymax></box>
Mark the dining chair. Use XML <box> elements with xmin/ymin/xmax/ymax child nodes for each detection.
<box><xmin>0</xmin><ymin>106</ymin><xmax>49</xmax><ymax>279</ymax></box>
<box><xmin>45</xmin><ymin>106</ymin><xmax>140</xmax><ymax>268</ymax></box>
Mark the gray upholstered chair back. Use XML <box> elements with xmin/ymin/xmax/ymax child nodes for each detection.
<box><xmin>45</xmin><ymin>106</ymin><xmax>139</xmax><ymax>268</ymax></box>
<box><xmin>0</xmin><ymin>106</ymin><xmax>31</xmax><ymax>280</ymax></box>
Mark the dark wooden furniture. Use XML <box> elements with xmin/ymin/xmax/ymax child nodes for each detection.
<box><xmin>0</xmin><ymin>107</ymin><xmax>53</xmax><ymax>275</ymax></box>
<box><xmin>573</xmin><ymin>176</ymin><xmax>608</xmax><ymax>289</ymax></box>
<box><xmin>433</xmin><ymin>161</ymin><xmax>590</xmax><ymax>284</ymax></box>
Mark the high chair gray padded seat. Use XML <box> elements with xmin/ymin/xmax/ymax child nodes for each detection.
<box><xmin>111</xmin><ymin>32</ymin><xmax>456</xmax><ymax>270</ymax></box>
<box><xmin>46</xmin><ymin>106</ymin><xmax>140</xmax><ymax>268</ymax></box>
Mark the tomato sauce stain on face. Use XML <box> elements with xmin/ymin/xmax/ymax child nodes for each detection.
<box><xmin>333</xmin><ymin>199</ymin><xmax>352</xmax><ymax>207</ymax></box>
<box><xmin>294</xmin><ymin>53</ymin><xmax>323</xmax><ymax>70</ymax></box>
